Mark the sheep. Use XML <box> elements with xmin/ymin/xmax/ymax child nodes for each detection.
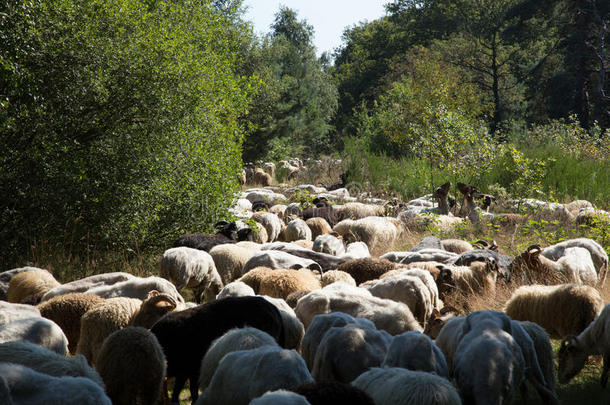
<box><xmin>37</xmin><ymin>293</ymin><xmax>105</xmax><ymax>353</ymax></box>
<box><xmin>284</xmin><ymin>219</ymin><xmax>312</xmax><ymax>242</ymax></box>
<box><xmin>243</xmin><ymin>250</ymin><xmax>323</xmax><ymax>273</ymax></box>
<box><xmin>198</xmin><ymin>327</ymin><xmax>278</xmax><ymax>392</ymax></box>
<box><xmin>441</xmin><ymin>239</ymin><xmax>474</xmax><ymax>254</ymax></box>
<box><xmin>382</xmin><ymin>249</ymin><xmax>458</xmax><ymax>265</ymax></box>
<box><xmin>286</xmin><ymin>290</ymin><xmax>311</xmax><ymax>308</ymax></box>
<box><xmin>342</xmin><ymin>241</ymin><xmax>371</xmax><ymax>259</ymax></box>
<box><xmin>160</xmin><ymin>247</ymin><xmax>224</xmax><ymax>303</ymax></box>
<box><xmin>558</xmin><ymin>304</ymin><xmax>610</xmax><ymax>386</ymax></box>
<box><xmin>312</xmin><ymin>234</ymin><xmax>345</xmax><ymax>256</ymax></box>
<box><xmin>320</xmin><ymin>270</ymin><xmax>356</xmax><ymax>287</ymax></box>
<box><xmin>293</xmin><ymin>239</ymin><xmax>314</xmax><ymax>250</ymax></box>
<box><xmin>519</xmin><ymin>321</ymin><xmax>556</xmax><ymax>394</ymax></box>
<box><xmin>410</xmin><ymin>236</ymin><xmax>442</xmax><ymax>251</ymax></box>
<box><xmin>210</xmin><ymin>243</ymin><xmax>261</xmax><ymax>285</ymax></box>
<box><xmin>361</xmin><ymin>273</ymin><xmax>433</xmax><ymax>328</ymax></box>
<box><xmin>0</xmin><ymin>362</ymin><xmax>112</xmax><ymax>405</ymax></box>
<box><xmin>336</xmin><ymin>258</ymin><xmax>398</xmax><ymax>285</ymax></box>
<box><xmin>294</xmin><ymin>283</ymin><xmax>423</xmax><ymax>335</ymax></box>
<box><xmin>381</xmin><ymin>331</ymin><xmax>449</xmax><ymax>378</ymax></box>
<box><xmin>95</xmin><ymin>327</ymin><xmax>166</xmax><ymax>405</ymax></box>
<box><xmin>196</xmin><ymin>345</ymin><xmax>313</xmax><ymax>405</ymax></box>
<box><xmin>510</xmin><ymin>244</ymin><xmax>597</xmax><ymax>285</ymax></box>
<box><xmin>7</xmin><ymin>269</ymin><xmax>60</xmax><ymax>304</ymax></box>
<box><xmin>252</xmin><ymin>212</ymin><xmax>283</xmax><ymax>242</ymax></box>
<box><xmin>150</xmin><ymin>295</ymin><xmax>286</xmax><ymax>403</ymax></box>
<box><xmin>0</xmin><ymin>267</ymin><xmax>46</xmax><ymax>301</ymax></box>
<box><xmin>452</xmin><ymin>249</ymin><xmax>514</xmax><ymax>281</ymax></box>
<box><xmin>423</xmin><ymin>306</ymin><xmax>460</xmax><ymax>339</ymax></box>
<box><xmin>289</xmin><ymin>382</ymin><xmax>375</xmax><ymax>405</ymax></box>
<box><xmin>351</xmin><ymin>367</ymin><xmax>462</xmax><ymax>405</ymax></box>
<box><xmin>173</xmin><ymin>221</ymin><xmax>241</xmax><ymax>252</ymax></box>
<box><xmin>76</xmin><ymin>292</ymin><xmax>180</xmax><ymax>365</ymax></box>
<box><xmin>432</xmin><ymin>181</ymin><xmax>452</xmax><ymax>215</ymax></box>
<box><xmin>0</xmin><ymin>341</ymin><xmax>103</xmax><ymax>387</ymax></box>
<box><xmin>239</xmin><ymin>267</ymin><xmax>275</xmax><ymax>293</ymax></box>
<box><xmin>504</xmin><ymin>284</ymin><xmax>603</xmax><ymax>338</ymax></box>
<box><xmin>0</xmin><ymin>301</ymin><xmax>41</xmax><ymax>325</ymax></box>
<box><xmin>336</xmin><ymin>203</ymin><xmax>384</xmax><ymax>220</ymax></box>
<box><xmin>457</xmin><ymin>182</ymin><xmax>480</xmax><ymax>222</ymax></box>
<box><xmin>403</xmin><ymin>261</ymin><xmax>455</xmax><ymax>300</ymax></box>
<box><xmin>40</xmin><ymin>272</ymin><xmax>135</xmax><ymax>302</ymax></box>
<box><xmin>434</xmin><ymin>316</ymin><xmax>465</xmax><ymax>371</ymax></box>
<box><xmin>251</xmin><ymin>167</ymin><xmax>273</xmax><ymax>186</ymax></box>
<box><xmin>258</xmin><ymin>269</ymin><xmax>321</xmax><ymax>300</ymax></box>
<box><xmin>250</xmin><ymin>390</ymin><xmax>312</xmax><ymax>405</ymax></box>
<box><xmin>301</xmin><ymin>312</ymin><xmax>376</xmax><ymax>370</ymax></box>
<box><xmin>541</xmin><ymin>238</ymin><xmax>608</xmax><ymax>282</ymax></box>
<box><xmin>447</xmin><ymin>260</ymin><xmax>499</xmax><ymax>297</ymax></box>
<box><xmin>333</xmin><ymin>217</ymin><xmax>400</xmax><ymax>256</ymax></box>
<box><xmin>82</xmin><ymin>275</ymin><xmax>185</xmax><ymax>303</ymax></box>
<box><xmin>261</xmin><ymin>296</ymin><xmax>306</xmax><ymax>351</ymax></box>
<box><xmin>303</xmin><ymin>206</ymin><xmax>338</xmax><ymax>228</ymax></box>
<box><xmin>270</xmin><ymin>204</ymin><xmax>288</xmax><ymax>218</ymax></box>
<box><xmin>306</xmin><ymin>217</ymin><xmax>333</xmax><ymax>239</ymax></box>
<box><xmin>216</xmin><ymin>281</ymin><xmax>255</xmax><ymax>299</ymax></box>
<box><xmin>312</xmin><ymin>323</ymin><xmax>392</xmax><ymax>384</ymax></box>
<box><xmin>264</xmin><ymin>244</ymin><xmax>346</xmax><ymax>271</ymax></box>
<box><xmin>0</xmin><ymin>316</ymin><xmax>68</xmax><ymax>355</ymax></box>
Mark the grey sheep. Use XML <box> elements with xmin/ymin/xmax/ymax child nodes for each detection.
<box><xmin>313</xmin><ymin>234</ymin><xmax>345</xmax><ymax>256</ymax></box>
<box><xmin>0</xmin><ymin>301</ymin><xmax>41</xmax><ymax>326</ymax></box>
<box><xmin>0</xmin><ymin>317</ymin><xmax>68</xmax><ymax>355</ymax></box>
<box><xmin>284</xmin><ymin>219</ymin><xmax>312</xmax><ymax>242</ymax></box>
<box><xmin>41</xmin><ymin>272</ymin><xmax>135</xmax><ymax>302</ymax></box>
<box><xmin>381</xmin><ymin>331</ymin><xmax>449</xmax><ymax>378</ymax></box>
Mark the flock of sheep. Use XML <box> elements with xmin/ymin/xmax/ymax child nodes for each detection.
<box><xmin>1</xmin><ymin>171</ymin><xmax>609</xmax><ymax>405</ymax></box>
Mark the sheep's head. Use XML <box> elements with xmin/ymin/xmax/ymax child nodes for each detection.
<box><xmin>131</xmin><ymin>291</ymin><xmax>180</xmax><ymax>329</ymax></box>
<box><xmin>476</xmin><ymin>193</ymin><xmax>496</xmax><ymax>211</ymax></box>
<box><xmin>252</xmin><ymin>200</ymin><xmax>270</xmax><ymax>212</ymax></box>
<box><xmin>457</xmin><ymin>182</ymin><xmax>479</xmax><ymax>197</ymax></box>
<box><xmin>472</xmin><ymin>239</ymin><xmax>498</xmax><ymax>251</ymax></box>
<box><xmin>236</xmin><ymin>227</ymin><xmax>253</xmax><ymax>242</ymax></box>
<box><xmin>558</xmin><ymin>336</ymin><xmax>588</xmax><ymax>384</ymax></box>
<box><xmin>436</xmin><ymin>265</ymin><xmax>456</xmax><ymax>297</ymax></box>
<box><xmin>424</xmin><ymin>306</ymin><xmax>460</xmax><ymax>339</ymax></box>
<box><xmin>313</xmin><ymin>196</ymin><xmax>330</xmax><ymax>207</ymax></box>
<box><xmin>432</xmin><ymin>181</ymin><xmax>451</xmax><ymax>199</ymax></box>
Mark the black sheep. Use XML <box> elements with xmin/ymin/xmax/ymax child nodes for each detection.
<box><xmin>150</xmin><ymin>296</ymin><xmax>285</xmax><ymax>404</ymax></box>
<box><xmin>173</xmin><ymin>221</ymin><xmax>251</xmax><ymax>251</ymax></box>
<box><xmin>291</xmin><ymin>382</ymin><xmax>375</xmax><ymax>405</ymax></box>
<box><xmin>302</xmin><ymin>205</ymin><xmax>338</xmax><ymax>227</ymax></box>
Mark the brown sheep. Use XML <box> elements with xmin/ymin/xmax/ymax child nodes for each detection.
<box><xmin>293</xmin><ymin>240</ymin><xmax>314</xmax><ymax>250</ymax></box>
<box><xmin>8</xmin><ymin>270</ymin><xmax>60</xmax><ymax>304</ymax></box>
<box><xmin>440</xmin><ymin>239</ymin><xmax>474</xmax><ymax>254</ymax></box>
<box><xmin>249</xmin><ymin>168</ymin><xmax>272</xmax><ymax>186</ymax></box>
<box><xmin>258</xmin><ymin>269</ymin><xmax>321</xmax><ymax>300</ymax></box>
<box><xmin>504</xmin><ymin>284</ymin><xmax>603</xmax><ymax>338</ymax></box>
<box><xmin>238</xmin><ymin>267</ymin><xmax>275</xmax><ymax>293</ymax></box>
<box><xmin>306</xmin><ymin>217</ymin><xmax>333</xmax><ymax>239</ymax></box>
<box><xmin>38</xmin><ymin>293</ymin><xmax>105</xmax><ymax>353</ymax></box>
<box><xmin>337</xmin><ymin>258</ymin><xmax>398</xmax><ymax>285</ymax></box>
<box><xmin>321</xmin><ymin>270</ymin><xmax>357</xmax><ymax>287</ymax></box>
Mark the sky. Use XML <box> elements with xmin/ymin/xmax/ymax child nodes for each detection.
<box><xmin>242</xmin><ymin>0</ymin><xmax>388</xmax><ymax>56</ymax></box>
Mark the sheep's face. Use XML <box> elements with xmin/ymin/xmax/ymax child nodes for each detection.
<box><xmin>558</xmin><ymin>336</ymin><xmax>588</xmax><ymax>383</ymax></box>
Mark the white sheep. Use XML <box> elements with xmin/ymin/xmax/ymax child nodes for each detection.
<box><xmin>243</xmin><ymin>250</ymin><xmax>322</xmax><ymax>273</ymax></box>
<box><xmin>284</xmin><ymin>219</ymin><xmax>312</xmax><ymax>242</ymax></box>
<box><xmin>252</xmin><ymin>212</ymin><xmax>284</xmax><ymax>242</ymax></box>
<box><xmin>558</xmin><ymin>303</ymin><xmax>610</xmax><ymax>386</ymax></box>
<box><xmin>361</xmin><ymin>273</ymin><xmax>432</xmax><ymax>329</ymax></box>
<box><xmin>381</xmin><ymin>249</ymin><xmax>458</xmax><ymax>265</ymax></box>
<box><xmin>0</xmin><ymin>341</ymin><xmax>103</xmax><ymax>387</ymax></box>
<box><xmin>447</xmin><ymin>261</ymin><xmax>499</xmax><ymax>296</ymax></box>
<box><xmin>351</xmin><ymin>367</ymin><xmax>462</xmax><ymax>405</ymax></box>
<box><xmin>95</xmin><ymin>327</ymin><xmax>166</xmax><ymax>405</ymax></box>
<box><xmin>195</xmin><ymin>345</ymin><xmax>314</xmax><ymax>405</ymax></box>
<box><xmin>320</xmin><ymin>270</ymin><xmax>356</xmax><ymax>287</ymax></box>
<box><xmin>84</xmin><ymin>275</ymin><xmax>185</xmax><ymax>303</ymax></box>
<box><xmin>0</xmin><ymin>301</ymin><xmax>41</xmax><ymax>326</ymax></box>
<box><xmin>313</xmin><ymin>234</ymin><xmax>345</xmax><ymax>256</ymax></box>
<box><xmin>333</xmin><ymin>216</ymin><xmax>401</xmax><ymax>256</ymax></box>
<box><xmin>160</xmin><ymin>246</ymin><xmax>223</xmax><ymax>303</ymax></box>
<box><xmin>312</xmin><ymin>322</ymin><xmax>391</xmax><ymax>383</ymax></box>
<box><xmin>210</xmin><ymin>242</ymin><xmax>261</xmax><ymax>284</ymax></box>
<box><xmin>341</xmin><ymin>242</ymin><xmax>370</xmax><ymax>260</ymax></box>
<box><xmin>40</xmin><ymin>272</ymin><xmax>135</xmax><ymax>302</ymax></box>
<box><xmin>541</xmin><ymin>238</ymin><xmax>608</xmax><ymax>278</ymax></box>
<box><xmin>0</xmin><ymin>363</ymin><xmax>111</xmax><ymax>405</ymax></box>
<box><xmin>381</xmin><ymin>331</ymin><xmax>449</xmax><ymax>378</ymax></box>
<box><xmin>198</xmin><ymin>327</ymin><xmax>278</xmax><ymax>392</ymax></box>
<box><xmin>294</xmin><ymin>282</ymin><xmax>422</xmax><ymax>335</ymax></box>
<box><xmin>261</xmin><ymin>296</ymin><xmax>306</xmax><ymax>351</ymax></box>
<box><xmin>216</xmin><ymin>281</ymin><xmax>256</xmax><ymax>299</ymax></box>
<box><xmin>0</xmin><ymin>317</ymin><xmax>68</xmax><ymax>355</ymax></box>
<box><xmin>402</xmin><ymin>268</ymin><xmax>440</xmax><ymax>310</ymax></box>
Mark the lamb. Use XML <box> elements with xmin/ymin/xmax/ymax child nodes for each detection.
<box><xmin>37</xmin><ymin>293</ymin><xmax>105</xmax><ymax>353</ymax></box>
<box><xmin>209</xmin><ymin>242</ymin><xmax>261</xmax><ymax>284</ymax></box>
<box><xmin>173</xmin><ymin>221</ymin><xmax>241</xmax><ymax>252</ymax></box>
<box><xmin>258</xmin><ymin>269</ymin><xmax>321</xmax><ymax>300</ymax></box>
<box><xmin>95</xmin><ymin>327</ymin><xmax>166</xmax><ymax>405</ymax></box>
<box><xmin>216</xmin><ymin>281</ymin><xmax>255</xmax><ymax>299</ymax></box>
<box><xmin>381</xmin><ymin>331</ymin><xmax>449</xmax><ymax>378</ymax></box>
<box><xmin>333</xmin><ymin>216</ymin><xmax>401</xmax><ymax>256</ymax></box>
<box><xmin>0</xmin><ymin>267</ymin><xmax>43</xmax><ymax>301</ymax></box>
<box><xmin>251</xmin><ymin>167</ymin><xmax>273</xmax><ymax>186</ymax></box>
<box><xmin>311</xmin><ymin>323</ymin><xmax>392</xmax><ymax>383</ymax></box>
<box><xmin>541</xmin><ymin>238</ymin><xmax>608</xmax><ymax>283</ymax></box>
<box><xmin>510</xmin><ymin>244</ymin><xmax>597</xmax><ymax>285</ymax></box>
<box><xmin>558</xmin><ymin>304</ymin><xmax>610</xmax><ymax>386</ymax></box>
<box><xmin>361</xmin><ymin>273</ymin><xmax>433</xmax><ymax>328</ymax></box>
<box><xmin>301</xmin><ymin>312</ymin><xmax>376</xmax><ymax>370</ymax></box>
<box><xmin>150</xmin><ymin>295</ymin><xmax>286</xmax><ymax>403</ymax></box>
<box><xmin>198</xmin><ymin>327</ymin><xmax>278</xmax><ymax>392</ymax></box>
<box><xmin>243</xmin><ymin>250</ymin><xmax>323</xmax><ymax>273</ymax></box>
<box><xmin>351</xmin><ymin>367</ymin><xmax>462</xmax><ymax>405</ymax></box>
<box><xmin>7</xmin><ymin>269</ymin><xmax>60</xmax><ymax>303</ymax></box>
<box><xmin>0</xmin><ymin>341</ymin><xmax>104</xmax><ymax>387</ymax></box>
<box><xmin>294</xmin><ymin>283</ymin><xmax>423</xmax><ymax>335</ymax></box>
<box><xmin>320</xmin><ymin>270</ymin><xmax>356</xmax><ymax>287</ymax></box>
<box><xmin>160</xmin><ymin>247</ymin><xmax>224</xmax><ymax>303</ymax></box>
<box><xmin>40</xmin><ymin>272</ymin><xmax>135</xmax><ymax>301</ymax></box>
<box><xmin>305</xmin><ymin>217</ymin><xmax>333</xmax><ymax>239</ymax></box>
<box><xmin>432</xmin><ymin>182</ymin><xmax>452</xmax><ymax>215</ymax></box>
<box><xmin>290</xmin><ymin>382</ymin><xmax>375</xmax><ymax>405</ymax></box>
<box><xmin>336</xmin><ymin>258</ymin><xmax>398</xmax><ymax>285</ymax></box>
<box><xmin>76</xmin><ymin>292</ymin><xmax>180</xmax><ymax>365</ymax></box>
<box><xmin>504</xmin><ymin>284</ymin><xmax>603</xmax><ymax>338</ymax></box>
<box><xmin>0</xmin><ymin>317</ymin><xmax>68</xmax><ymax>355</ymax></box>
<box><xmin>284</xmin><ymin>219</ymin><xmax>312</xmax><ymax>242</ymax></box>
<box><xmin>313</xmin><ymin>234</ymin><xmax>345</xmax><ymax>256</ymax></box>
<box><xmin>0</xmin><ymin>363</ymin><xmax>112</xmax><ymax>405</ymax></box>
<box><xmin>250</xmin><ymin>391</ymin><xmax>312</xmax><ymax>405</ymax></box>
<box><xmin>252</xmin><ymin>212</ymin><xmax>284</xmax><ymax>242</ymax></box>
<box><xmin>195</xmin><ymin>345</ymin><xmax>313</xmax><ymax>405</ymax></box>
<box><xmin>0</xmin><ymin>301</ymin><xmax>41</xmax><ymax>325</ymax></box>
<box><xmin>441</xmin><ymin>239</ymin><xmax>474</xmax><ymax>254</ymax></box>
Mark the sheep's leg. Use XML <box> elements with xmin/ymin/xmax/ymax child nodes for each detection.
<box><xmin>601</xmin><ymin>354</ymin><xmax>609</xmax><ymax>388</ymax></box>
<box><xmin>171</xmin><ymin>374</ymin><xmax>187</xmax><ymax>404</ymax></box>
<box><xmin>189</xmin><ymin>373</ymin><xmax>200</xmax><ymax>404</ymax></box>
